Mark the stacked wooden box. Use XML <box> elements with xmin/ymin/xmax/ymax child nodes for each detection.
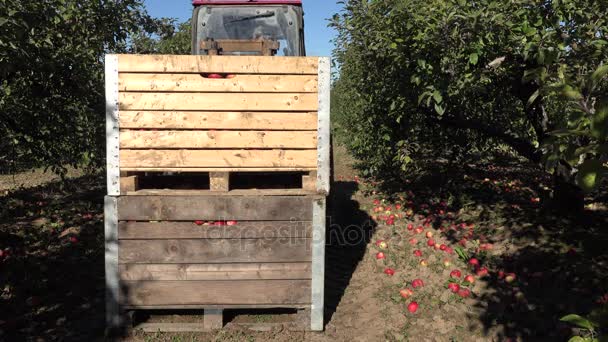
<box><xmin>104</xmin><ymin>54</ymin><xmax>330</xmax><ymax>332</ymax></box>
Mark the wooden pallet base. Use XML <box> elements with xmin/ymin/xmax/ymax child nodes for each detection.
<box><xmin>119</xmin><ymin>171</ymin><xmax>317</xmax><ymax>194</ymax></box>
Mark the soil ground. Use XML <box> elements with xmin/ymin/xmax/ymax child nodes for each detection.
<box><xmin>0</xmin><ymin>145</ymin><xmax>607</xmax><ymax>341</ymax></box>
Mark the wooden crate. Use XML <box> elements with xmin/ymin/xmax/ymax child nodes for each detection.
<box><xmin>105</xmin><ymin>55</ymin><xmax>329</xmax><ymax>332</ymax></box>
<box><xmin>105</xmin><ymin>54</ymin><xmax>330</xmax><ymax>194</ymax></box>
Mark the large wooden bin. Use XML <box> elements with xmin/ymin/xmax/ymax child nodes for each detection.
<box><xmin>104</xmin><ymin>54</ymin><xmax>330</xmax><ymax>332</ymax></box>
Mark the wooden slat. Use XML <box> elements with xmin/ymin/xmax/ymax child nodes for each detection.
<box><xmin>116</xmin><ymin>195</ymin><xmax>313</xmax><ymax>221</ymax></box>
<box><xmin>124</xmin><ymin>304</ymin><xmax>307</xmax><ymax>310</ymax></box>
<box><xmin>116</xmin><ymin>55</ymin><xmax>319</xmax><ymax>74</ymax></box>
<box><xmin>120</xmin><ymin>167</ymin><xmax>317</xmax><ymax>172</ymax></box>
<box><xmin>119</xmin><ymin>111</ymin><xmax>318</xmax><ymax>130</ymax></box>
<box><xmin>119</xmin><ymin>131</ymin><xmax>318</xmax><ymax>149</ymax></box>
<box><xmin>123</xmin><ymin>189</ymin><xmax>319</xmax><ymax>196</ymax></box>
<box><xmin>123</xmin><ymin>280</ymin><xmax>310</xmax><ymax>306</ymax></box>
<box><xmin>119</xmin><ymin>263</ymin><xmax>312</xmax><ymax>281</ymax></box>
<box><xmin>119</xmin><ymin>149</ymin><xmax>317</xmax><ymax>168</ymax></box>
<box><xmin>119</xmin><ymin>92</ymin><xmax>318</xmax><ymax>111</ymax></box>
<box><xmin>119</xmin><ymin>74</ymin><xmax>318</xmax><ymax>93</ymax></box>
<box><xmin>118</xmin><ymin>239</ymin><xmax>311</xmax><ymax>264</ymax></box>
<box><xmin>118</xmin><ymin>221</ymin><xmax>312</xmax><ymax>239</ymax></box>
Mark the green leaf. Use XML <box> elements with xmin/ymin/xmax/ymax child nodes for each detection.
<box><xmin>560</xmin><ymin>314</ymin><xmax>597</xmax><ymax>330</ymax></box>
<box><xmin>432</xmin><ymin>90</ymin><xmax>443</xmax><ymax>104</ymax></box>
<box><xmin>591</xmin><ymin>65</ymin><xmax>608</xmax><ymax>85</ymax></box>
<box><xmin>469</xmin><ymin>53</ymin><xmax>479</xmax><ymax>65</ymax></box>
<box><xmin>434</xmin><ymin>103</ymin><xmax>446</xmax><ymax>116</ymax></box>
<box><xmin>575</xmin><ymin>160</ymin><xmax>606</xmax><ymax>193</ymax></box>
<box><xmin>591</xmin><ymin>98</ymin><xmax>608</xmax><ymax>140</ymax></box>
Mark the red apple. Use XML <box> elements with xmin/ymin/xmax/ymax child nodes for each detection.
<box><xmin>425</xmin><ymin>231</ymin><xmax>433</xmax><ymax>238</ymax></box>
<box><xmin>384</xmin><ymin>268</ymin><xmax>395</xmax><ymax>276</ymax></box>
<box><xmin>226</xmin><ymin>220</ymin><xmax>238</xmax><ymax>226</ymax></box>
<box><xmin>445</xmin><ymin>247</ymin><xmax>454</xmax><ymax>255</ymax></box>
<box><xmin>194</xmin><ymin>220</ymin><xmax>204</xmax><ymax>226</ymax></box>
<box><xmin>415</xmin><ymin>227</ymin><xmax>424</xmax><ymax>234</ymax></box>
<box><xmin>439</xmin><ymin>244</ymin><xmax>447</xmax><ymax>251</ymax></box>
<box><xmin>395</xmin><ymin>204</ymin><xmax>402</xmax><ymax>210</ymax></box>
<box><xmin>468</xmin><ymin>258</ymin><xmax>480</xmax><ymax>268</ymax></box>
<box><xmin>407</xmin><ymin>301</ymin><xmax>419</xmax><ymax>313</ymax></box>
<box><xmin>69</xmin><ymin>236</ymin><xmax>78</xmax><ymax>244</ymax></box>
<box><xmin>413</xmin><ymin>250</ymin><xmax>423</xmax><ymax>257</ymax></box>
<box><xmin>450</xmin><ymin>270</ymin><xmax>462</xmax><ymax>278</ymax></box>
<box><xmin>409</xmin><ymin>238</ymin><xmax>418</xmax><ymax>245</ymax></box>
<box><xmin>505</xmin><ymin>273</ymin><xmax>517</xmax><ymax>283</ymax></box>
<box><xmin>411</xmin><ymin>279</ymin><xmax>424</xmax><ymax>288</ymax></box>
<box><xmin>400</xmin><ymin>288</ymin><xmax>414</xmax><ymax>298</ymax></box>
<box><xmin>375</xmin><ymin>240</ymin><xmax>388</xmax><ymax>249</ymax></box>
<box><xmin>457</xmin><ymin>288</ymin><xmax>471</xmax><ymax>298</ymax></box>
<box><xmin>447</xmin><ymin>282</ymin><xmax>460</xmax><ymax>293</ymax></box>
<box><xmin>464</xmin><ymin>275</ymin><xmax>475</xmax><ymax>284</ymax></box>
<box><xmin>427</xmin><ymin>239</ymin><xmax>435</xmax><ymax>247</ymax></box>
<box><xmin>407</xmin><ymin>223</ymin><xmax>414</xmax><ymax>231</ymax></box>
<box><xmin>376</xmin><ymin>252</ymin><xmax>386</xmax><ymax>260</ymax></box>
<box><xmin>476</xmin><ymin>267</ymin><xmax>489</xmax><ymax>277</ymax></box>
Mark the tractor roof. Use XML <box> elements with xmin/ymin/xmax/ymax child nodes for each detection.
<box><xmin>192</xmin><ymin>0</ymin><xmax>302</xmax><ymax>5</ymax></box>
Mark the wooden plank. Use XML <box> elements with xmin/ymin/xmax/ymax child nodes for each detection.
<box><xmin>209</xmin><ymin>172</ymin><xmax>229</xmax><ymax>191</ymax></box>
<box><xmin>123</xmin><ymin>189</ymin><xmax>319</xmax><ymax>196</ymax></box>
<box><xmin>121</xmin><ymin>280</ymin><xmax>311</xmax><ymax>306</ymax></box>
<box><xmin>316</xmin><ymin>57</ymin><xmax>331</xmax><ymax>195</ymax></box>
<box><xmin>134</xmin><ymin>323</ymin><xmax>207</xmax><ymax>333</ymax></box>
<box><xmin>119</xmin><ymin>149</ymin><xmax>317</xmax><ymax>169</ymax></box>
<box><xmin>115</xmin><ymin>54</ymin><xmax>319</xmax><ymax>74</ymax></box>
<box><xmin>118</xmin><ymin>221</ymin><xmax>312</xmax><ymax>239</ymax></box>
<box><xmin>120</xmin><ymin>167</ymin><xmax>317</xmax><ymax>173</ymax></box>
<box><xmin>116</xmin><ymin>195</ymin><xmax>314</xmax><ymax>221</ymax></box>
<box><xmin>123</xmin><ymin>304</ymin><xmax>307</xmax><ymax>310</ymax></box>
<box><xmin>119</xmin><ymin>74</ymin><xmax>318</xmax><ymax>93</ymax></box>
<box><xmin>120</xmin><ymin>176</ymin><xmax>138</xmax><ymax>193</ymax></box>
<box><xmin>119</xmin><ymin>263</ymin><xmax>312</xmax><ymax>281</ymax></box>
<box><xmin>204</xmin><ymin>309</ymin><xmax>223</xmax><ymax>330</ymax></box>
<box><xmin>302</xmin><ymin>171</ymin><xmax>317</xmax><ymax>192</ymax></box>
<box><xmin>104</xmin><ymin>196</ymin><xmax>121</xmax><ymax>329</ymax></box>
<box><xmin>119</xmin><ymin>130</ymin><xmax>318</xmax><ymax>149</ymax></box>
<box><xmin>311</xmin><ymin>198</ymin><xmax>326</xmax><ymax>331</ymax></box>
<box><xmin>118</xmin><ymin>92</ymin><xmax>318</xmax><ymax>111</ymax></box>
<box><xmin>106</xmin><ymin>55</ymin><xmax>120</xmax><ymax>196</ymax></box>
<box><xmin>119</xmin><ymin>111</ymin><xmax>318</xmax><ymax>130</ymax></box>
<box><xmin>118</xmin><ymin>238</ymin><xmax>311</xmax><ymax>264</ymax></box>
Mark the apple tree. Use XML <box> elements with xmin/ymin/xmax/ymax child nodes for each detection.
<box><xmin>331</xmin><ymin>0</ymin><xmax>608</xmax><ymax>208</ymax></box>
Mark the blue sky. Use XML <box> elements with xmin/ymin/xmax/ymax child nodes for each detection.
<box><xmin>143</xmin><ymin>0</ymin><xmax>342</xmax><ymax>57</ymax></box>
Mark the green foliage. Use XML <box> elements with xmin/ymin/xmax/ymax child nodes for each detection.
<box><xmin>130</xmin><ymin>19</ymin><xmax>192</xmax><ymax>54</ymax></box>
<box><xmin>0</xmin><ymin>0</ymin><xmax>172</xmax><ymax>174</ymax></box>
<box><xmin>560</xmin><ymin>307</ymin><xmax>608</xmax><ymax>342</ymax></box>
<box><xmin>331</xmin><ymin>0</ymin><xmax>608</xmax><ymax>190</ymax></box>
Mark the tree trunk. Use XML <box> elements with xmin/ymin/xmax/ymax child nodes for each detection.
<box><xmin>552</xmin><ymin>161</ymin><xmax>585</xmax><ymax>213</ymax></box>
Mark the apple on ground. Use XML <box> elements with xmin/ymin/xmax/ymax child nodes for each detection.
<box><xmin>384</xmin><ymin>268</ymin><xmax>395</xmax><ymax>276</ymax></box>
<box><xmin>415</xmin><ymin>227</ymin><xmax>424</xmax><ymax>234</ymax></box>
<box><xmin>194</xmin><ymin>220</ymin><xmax>204</xmax><ymax>226</ymax></box>
<box><xmin>409</xmin><ymin>238</ymin><xmax>418</xmax><ymax>245</ymax></box>
<box><xmin>413</xmin><ymin>250</ymin><xmax>423</xmax><ymax>257</ymax></box>
<box><xmin>407</xmin><ymin>301</ymin><xmax>419</xmax><ymax>313</ymax></box>
<box><xmin>443</xmin><ymin>259</ymin><xmax>451</xmax><ymax>267</ymax></box>
<box><xmin>400</xmin><ymin>288</ymin><xmax>414</xmax><ymax>298</ymax></box>
<box><xmin>440</xmin><ymin>244</ymin><xmax>447</xmax><ymax>251</ymax></box>
<box><xmin>448</xmin><ymin>283</ymin><xmax>460</xmax><ymax>293</ymax></box>
<box><xmin>420</xmin><ymin>259</ymin><xmax>428</xmax><ymax>267</ymax></box>
<box><xmin>468</xmin><ymin>258</ymin><xmax>480</xmax><ymax>268</ymax></box>
<box><xmin>411</xmin><ymin>279</ymin><xmax>424</xmax><ymax>288</ymax></box>
<box><xmin>505</xmin><ymin>273</ymin><xmax>517</xmax><ymax>283</ymax></box>
<box><xmin>425</xmin><ymin>231</ymin><xmax>433</xmax><ymax>238</ymax></box>
<box><xmin>457</xmin><ymin>288</ymin><xmax>471</xmax><ymax>298</ymax></box>
<box><xmin>407</xmin><ymin>223</ymin><xmax>414</xmax><ymax>230</ymax></box>
<box><xmin>464</xmin><ymin>275</ymin><xmax>475</xmax><ymax>284</ymax></box>
<box><xmin>476</xmin><ymin>267</ymin><xmax>489</xmax><ymax>277</ymax></box>
<box><xmin>427</xmin><ymin>239</ymin><xmax>436</xmax><ymax>247</ymax></box>
<box><xmin>450</xmin><ymin>269</ymin><xmax>462</xmax><ymax>278</ymax></box>
<box><xmin>376</xmin><ymin>252</ymin><xmax>386</xmax><ymax>260</ymax></box>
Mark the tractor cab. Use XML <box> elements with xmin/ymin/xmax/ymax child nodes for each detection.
<box><xmin>191</xmin><ymin>0</ymin><xmax>306</xmax><ymax>56</ymax></box>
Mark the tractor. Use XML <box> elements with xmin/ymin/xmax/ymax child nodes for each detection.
<box><xmin>191</xmin><ymin>0</ymin><xmax>306</xmax><ymax>56</ymax></box>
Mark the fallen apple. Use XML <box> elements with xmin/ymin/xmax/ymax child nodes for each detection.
<box><xmin>442</xmin><ymin>259</ymin><xmax>451</xmax><ymax>267</ymax></box>
<box><xmin>376</xmin><ymin>252</ymin><xmax>386</xmax><ymax>260</ymax></box>
<box><xmin>413</xmin><ymin>250</ymin><xmax>423</xmax><ymax>257</ymax></box>
<box><xmin>505</xmin><ymin>273</ymin><xmax>517</xmax><ymax>283</ymax></box>
<box><xmin>457</xmin><ymin>288</ymin><xmax>471</xmax><ymax>298</ymax></box>
<box><xmin>468</xmin><ymin>258</ymin><xmax>480</xmax><ymax>268</ymax></box>
<box><xmin>425</xmin><ymin>231</ymin><xmax>433</xmax><ymax>238</ymax></box>
<box><xmin>411</xmin><ymin>279</ymin><xmax>424</xmax><ymax>288</ymax></box>
<box><xmin>420</xmin><ymin>259</ymin><xmax>428</xmax><ymax>267</ymax></box>
<box><xmin>409</xmin><ymin>238</ymin><xmax>418</xmax><ymax>245</ymax></box>
<box><xmin>450</xmin><ymin>269</ymin><xmax>462</xmax><ymax>278</ymax></box>
<box><xmin>226</xmin><ymin>220</ymin><xmax>238</xmax><ymax>226</ymax></box>
<box><xmin>464</xmin><ymin>275</ymin><xmax>475</xmax><ymax>284</ymax></box>
<box><xmin>384</xmin><ymin>268</ymin><xmax>395</xmax><ymax>276</ymax></box>
<box><xmin>439</xmin><ymin>244</ymin><xmax>447</xmax><ymax>251</ymax></box>
<box><xmin>194</xmin><ymin>220</ymin><xmax>204</xmax><ymax>226</ymax></box>
<box><xmin>427</xmin><ymin>239</ymin><xmax>435</xmax><ymax>247</ymax></box>
<box><xmin>407</xmin><ymin>223</ymin><xmax>414</xmax><ymax>231</ymax></box>
<box><xmin>400</xmin><ymin>288</ymin><xmax>414</xmax><ymax>298</ymax></box>
<box><xmin>407</xmin><ymin>301</ymin><xmax>419</xmax><ymax>313</ymax></box>
<box><xmin>448</xmin><ymin>282</ymin><xmax>460</xmax><ymax>293</ymax></box>
<box><xmin>476</xmin><ymin>267</ymin><xmax>489</xmax><ymax>277</ymax></box>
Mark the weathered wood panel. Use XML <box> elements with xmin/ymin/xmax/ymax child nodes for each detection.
<box><xmin>118</xmin><ymin>221</ymin><xmax>312</xmax><ymax>239</ymax></box>
<box><xmin>119</xmin><ymin>111</ymin><xmax>318</xmax><ymax>130</ymax></box>
<box><xmin>117</xmin><ymin>196</ymin><xmax>313</xmax><ymax>221</ymax></box>
<box><xmin>122</xmin><ymin>280</ymin><xmax>311</xmax><ymax>306</ymax></box>
<box><xmin>119</xmin><ymin>130</ymin><xmax>318</xmax><ymax>149</ymax></box>
<box><xmin>119</xmin><ymin>263</ymin><xmax>311</xmax><ymax>281</ymax></box>
<box><xmin>119</xmin><ymin>92</ymin><xmax>318</xmax><ymax>111</ymax></box>
<box><xmin>119</xmin><ymin>74</ymin><xmax>318</xmax><ymax>93</ymax></box>
<box><xmin>116</xmin><ymin>55</ymin><xmax>319</xmax><ymax>74</ymax></box>
<box><xmin>118</xmin><ymin>238</ymin><xmax>311</xmax><ymax>264</ymax></box>
<box><xmin>120</xmin><ymin>167</ymin><xmax>317</xmax><ymax>173</ymax></box>
<box><xmin>119</xmin><ymin>149</ymin><xmax>317</xmax><ymax>169</ymax></box>
<box><xmin>122</xmin><ymin>189</ymin><xmax>320</xmax><ymax>196</ymax></box>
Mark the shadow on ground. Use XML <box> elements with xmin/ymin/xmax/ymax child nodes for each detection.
<box><xmin>0</xmin><ymin>174</ymin><xmax>106</xmax><ymax>341</ymax></box>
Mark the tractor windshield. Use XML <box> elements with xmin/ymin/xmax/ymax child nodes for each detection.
<box><xmin>193</xmin><ymin>5</ymin><xmax>304</xmax><ymax>56</ymax></box>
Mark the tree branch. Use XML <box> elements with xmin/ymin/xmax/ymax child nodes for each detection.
<box><xmin>437</xmin><ymin>115</ymin><xmax>542</xmax><ymax>163</ymax></box>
